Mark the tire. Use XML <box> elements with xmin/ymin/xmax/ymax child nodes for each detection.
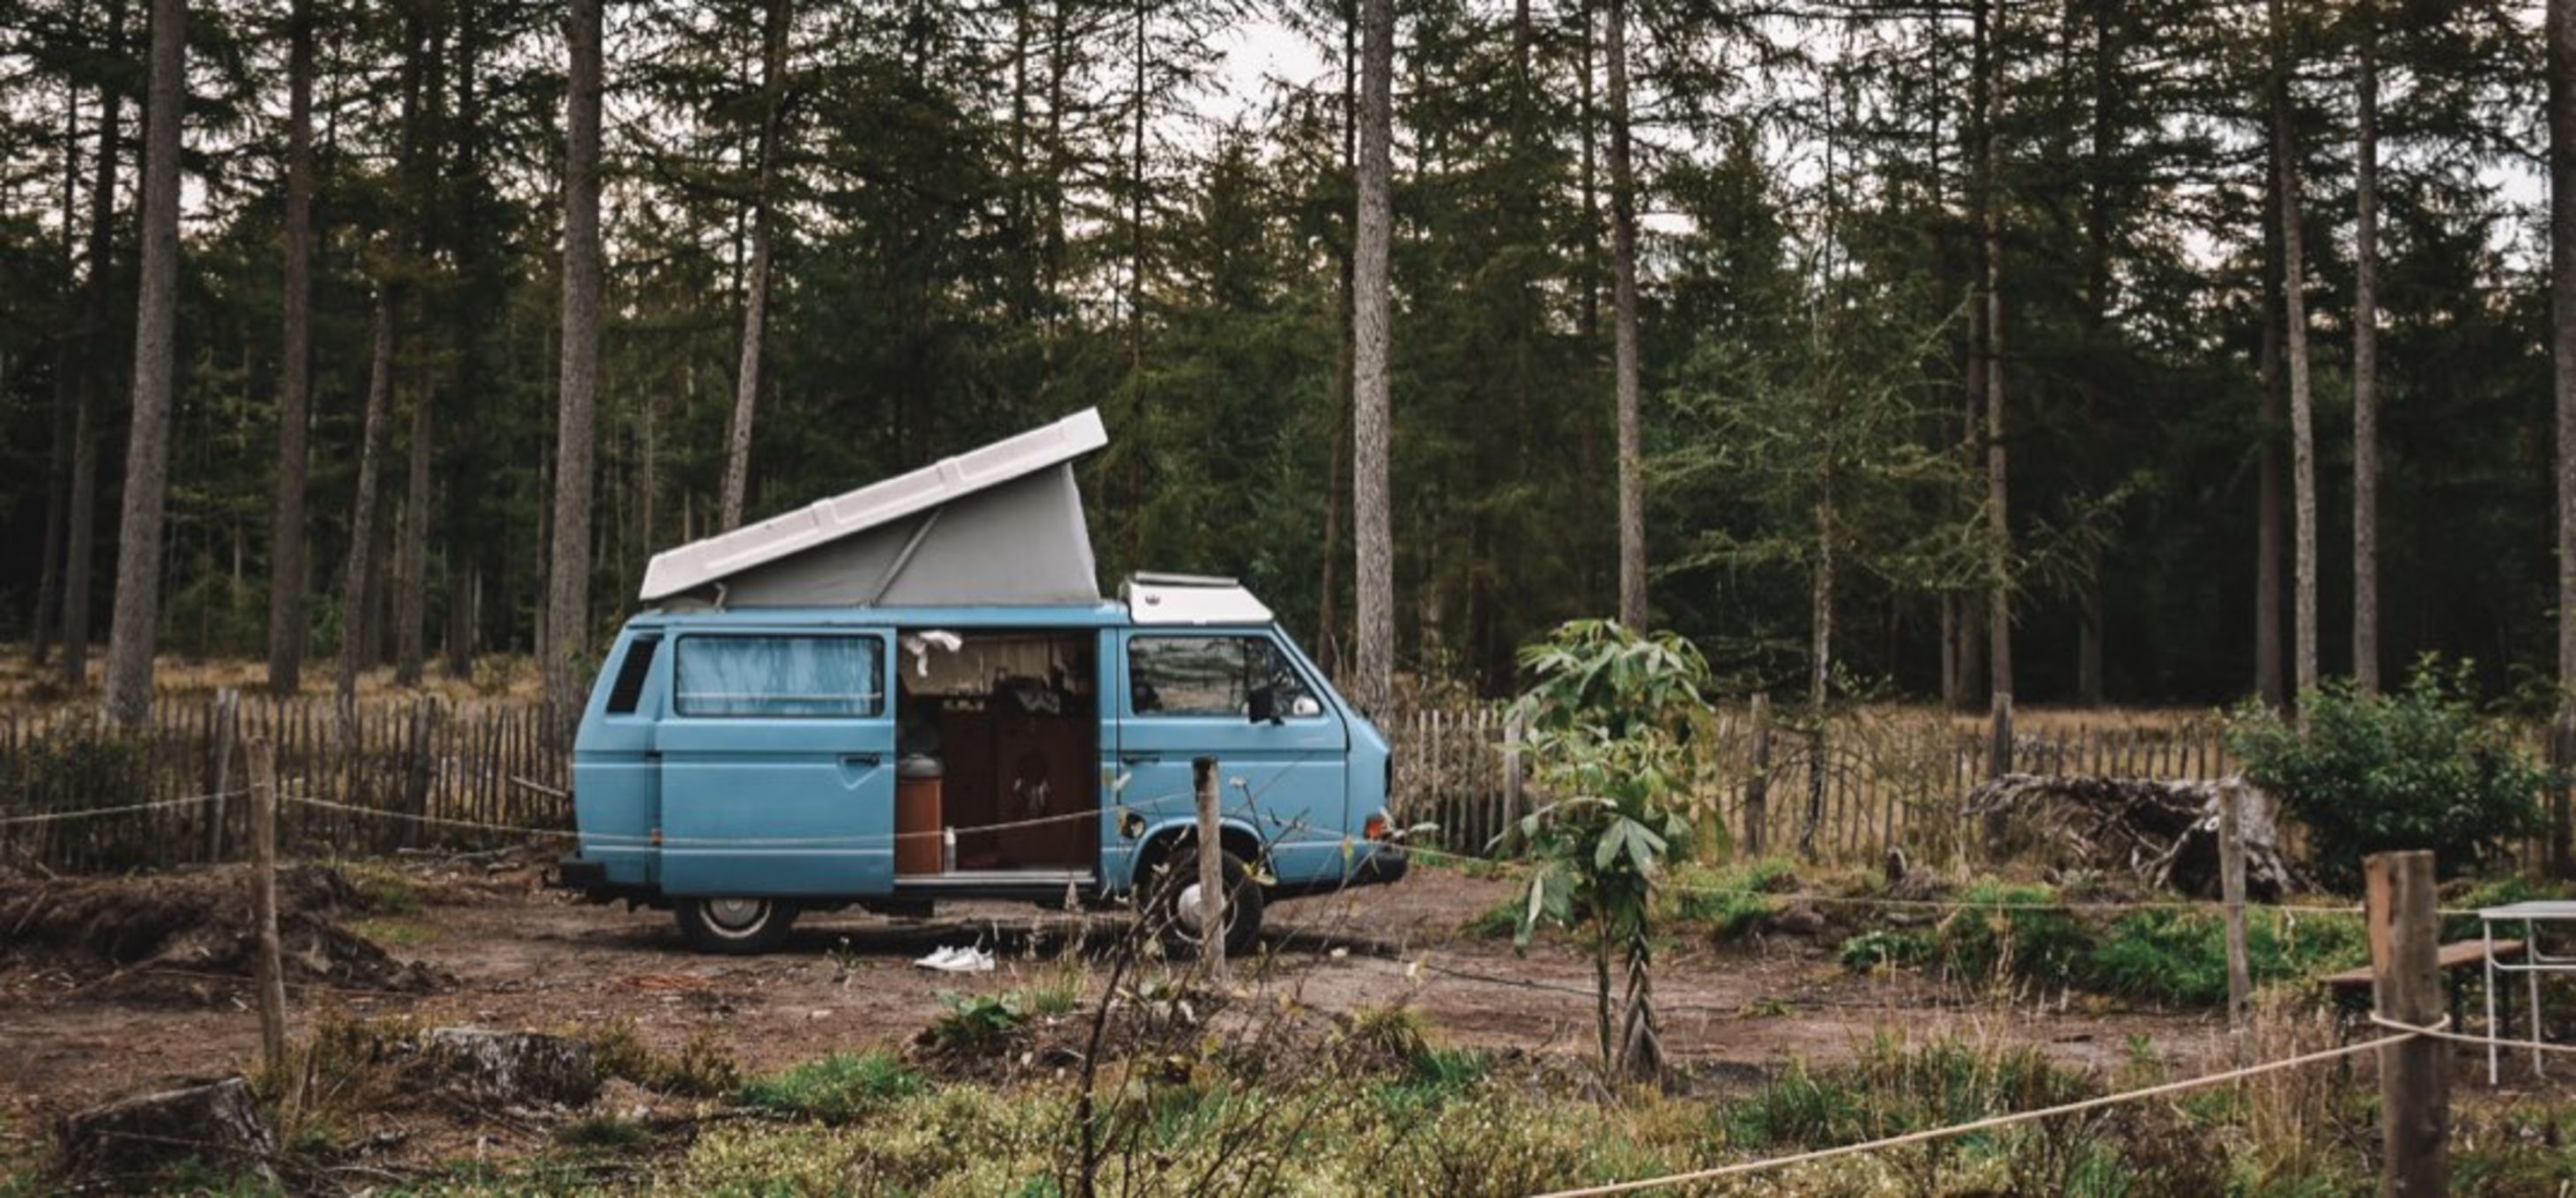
<box><xmin>675</xmin><ymin>896</ymin><xmax>799</xmax><ymax>954</ymax></box>
<box><xmin>1146</xmin><ymin>845</ymin><xmax>1264</xmax><ymax>959</ymax></box>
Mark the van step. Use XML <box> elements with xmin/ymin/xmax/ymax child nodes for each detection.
<box><xmin>895</xmin><ymin>869</ymin><xmax>1095</xmax><ymax>888</ymax></box>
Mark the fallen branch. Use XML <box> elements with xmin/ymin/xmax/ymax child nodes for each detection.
<box><xmin>1962</xmin><ymin>773</ymin><xmax>2299</xmax><ymax>899</ymax></box>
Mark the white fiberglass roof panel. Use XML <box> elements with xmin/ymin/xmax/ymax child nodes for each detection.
<box><xmin>638</xmin><ymin>408</ymin><xmax>1107</xmax><ymax>603</ymax></box>
<box><xmin>1125</xmin><ymin>580</ymin><xmax>1273</xmax><ymax>625</ymax></box>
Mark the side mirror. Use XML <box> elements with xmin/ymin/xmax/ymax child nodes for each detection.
<box><xmin>1247</xmin><ymin>686</ymin><xmax>1283</xmax><ymax>725</ymax></box>
<box><xmin>1290</xmin><ymin>695</ymin><xmax>1322</xmax><ymax>719</ymax></box>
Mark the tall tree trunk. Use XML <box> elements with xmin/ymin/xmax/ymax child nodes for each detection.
<box><xmin>2553</xmin><ymin>0</ymin><xmax>2576</xmax><ymax>727</ymax></box>
<box><xmin>1607</xmin><ymin>0</ymin><xmax>1646</xmax><ymax>628</ymax></box>
<box><xmin>1318</xmin><ymin>0</ymin><xmax>1357</xmax><ymax>678</ymax></box>
<box><xmin>546</xmin><ymin>0</ymin><xmax>604</xmax><ymax>721</ymax></box>
<box><xmin>265</xmin><ymin>0</ymin><xmax>315</xmax><ymax>695</ymax></box>
<box><xmin>2352</xmin><ymin>4</ymin><xmax>2380</xmax><ymax>696</ymax></box>
<box><xmin>61</xmin><ymin>0</ymin><xmax>125</xmax><ymax>691</ymax></box>
<box><xmin>2271</xmin><ymin>0</ymin><xmax>2319</xmax><ymax>701</ymax></box>
<box><xmin>1351</xmin><ymin>0</ymin><xmax>1395</xmax><ymax>714</ymax></box>
<box><xmin>100</xmin><ymin>0</ymin><xmax>185</xmax><ymax>728</ymax></box>
<box><xmin>1577</xmin><ymin>0</ymin><xmax>1600</xmax><ymax>346</ymax></box>
<box><xmin>2257</xmin><ymin>160</ymin><xmax>2286</xmax><ymax>707</ymax></box>
<box><xmin>338</xmin><ymin>297</ymin><xmax>397</xmax><ymax>705</ymax></box>
<box><xmin>393</xmin><ymin>5</ymin><xmax>448</xmax><ymax>689</ymax></box>
<box><xmin>395</xmin><ymin>380</ymin><xmax>432</xmax><ymax>685</ymax></box>
<box><xmin>33</xmin><ymin>80</ymin><xmax>81</xmax><ymax>669</ymax></box>
<box><xmin>1980</xmin><ymin>0</ymin><xmax>2012</xmax><ymax>709</ymax></box>
<box><xmin>720</xmin><ymin>0</ymin><xmax>788</xmax><ymax>533</ymax></box>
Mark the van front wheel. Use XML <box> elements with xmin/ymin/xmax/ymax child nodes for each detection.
<box><xmin>1147</xmin><ymin>847</ymin><xmax>1264</xmax><ymax>959</ymax></box>
<box><xmin>676</xmin><ymin>897</ymin><xmax>799</xmax><ymax>954</ymax></box>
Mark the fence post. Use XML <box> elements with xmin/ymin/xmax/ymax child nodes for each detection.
<box><xmin>249</xmin><ymin>743</ymin><xmax>289</xmax><ymax>1074</ymax></box>
<box><xmin>206</xmin><ymin>688</ymin><xmax>238</xmax><ymax>862</ymax></box>
<box><xmin>403</xmin><ymin>697</ymin><xmax>435</xmax><ymax>851</ymax></box>
<box><xmin>1502</xmin><ymin>708</ymin><xmax>1525</xmax><ymax>838</ymax></box>
<box><xmin>1745</xmin><ymin>694</ymin><xmax>1771</xmax><ymax>859</ymax></box>
<box><xmin>2367</xmin><ymin>849</ymin><xmax>2447</xmax><ymax>1196</ymax></box>
<box><xmin>1982</xmin><ymin>692</ymin><xmax>2014</xmax><ymax>859</ymax></box>
<box><xmin>1193</xmin><ymin>756</ymin><xmax>1226</xmax><ymax>982</ymax></box>
<box><xmin>2219</xmin><ymin>781</ymin><xmax>2252</xmax><ymax>1047</ymax></box>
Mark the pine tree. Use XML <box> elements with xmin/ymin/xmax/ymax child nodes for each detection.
<box><xmin>100</xmin><ymin>0</ymin><xmax>186</xmax><ymax>727</ymax></box>
<box><xmin>547</xmin><ymin>0</ymin><xmax>605</xmax><ymax>721</ymax></box>
<box><xmin>1351</xmin><ymin>0</ymin><xmax>1393</xmax><ymax>714</ymax></box>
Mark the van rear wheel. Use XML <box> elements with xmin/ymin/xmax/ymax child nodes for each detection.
<box><xmin>1147</xmin><ymin>846</ymin><xmax>1263</xmax><ymax>959</ymax></box>
<box><xmin>676</xmin><ymin>897</ymin><xmax>799</xmax><ymax>954</ymax></box>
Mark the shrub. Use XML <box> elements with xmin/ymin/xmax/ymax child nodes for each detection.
<box><xmin>923</xmin><ymin>991</ymin><xmax>1026</xmax><ymax>1052</ymax></box>
<box><xmin>1930</xmin><ymin>882</ymin><xmax>2088</xmax><ymax>988</ymax></box>
<box><xmin>737</xmin><ymin>1052</ymin><xmax>924</xmax><ymax>1123</ymax></box>
<box><xmin>589</xmin><ymin>1021</ymin><xmax>741</xmax><ymax>1098</ymax></box>
<box><xmin>1663</xmin><ymin>858</ymin><xmax>1797</xmax><ymax>939</ymax></box>
<box><xmin>1838</xmin><ymin>928</ymin><xmax>1933</xmax><ymax>972</ymax></box>
<box><xmin>2227</xmin><ymin>661</ymin><xmax>2548</xmax><ymax>891</ymax></box>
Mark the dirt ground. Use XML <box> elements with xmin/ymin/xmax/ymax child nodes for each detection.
<box><xmin>0</xmin><ymin>852</ymin><xmax>2258</xmax><ymax>1157</ymax></box>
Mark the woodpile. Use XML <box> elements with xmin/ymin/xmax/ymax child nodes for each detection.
<box><xmin>1962</xmin><ymin>773</ymin><xmax>2299</xmax><ymax>898</ymax></box>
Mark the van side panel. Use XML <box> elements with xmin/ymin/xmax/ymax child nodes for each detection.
<box><xmin>574</xmin><ymin>627</ymin><xmax>664</xmax><ymax>889</ymax></box>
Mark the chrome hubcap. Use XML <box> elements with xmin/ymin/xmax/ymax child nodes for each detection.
<box><xmin>1174</xmin><ymin>883</ymin><xmax>1220</xmax><ymax>936</ymax></box>
<box><xmin>706</xmin><ymin>898</ymin><xmax>766</xmax><ymax>932</ymax></box>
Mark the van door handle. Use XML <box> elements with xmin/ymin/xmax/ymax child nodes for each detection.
<box><xmin>842</xmin><ymin>752</ymin><xmax>883</xmax><ymax>767</ymax></box>
<box><xmin>1121</xmin><ymin>752</ymin><xmax>1159</xmax><ymax>765</ymax></box>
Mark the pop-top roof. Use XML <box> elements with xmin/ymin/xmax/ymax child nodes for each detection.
<box><xmin>1123</xmin><ymin>573</ymin><xmax>1274</xmax><ymax>625</ymax></box>
<box><xmin>639</xmin><ymin>409</ymin><xmax>1108</xmax><ymax>606</ymax></box>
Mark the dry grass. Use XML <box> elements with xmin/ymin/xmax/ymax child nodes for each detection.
<box><xmin>0</xmin><ymin>649</ymin><xmax>544</xmax><ymax>714</ymax></box>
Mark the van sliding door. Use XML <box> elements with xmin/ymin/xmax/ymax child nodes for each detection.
<box><xmin>654</xmin><ymin>632</ymin><xmax>897</xmax><ymax>898</ymax></box>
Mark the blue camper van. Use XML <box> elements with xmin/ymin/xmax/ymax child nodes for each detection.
<box><xmin>552</xmin><ymin>410</ymin><xmax>1406</xmax><ymax>953</ymax></box>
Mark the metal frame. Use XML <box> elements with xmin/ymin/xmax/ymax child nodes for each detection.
<box><xmin>2480</xmin><ymin>900</ymin><xmax>2576</xmax><ymax>1083</ymax></box>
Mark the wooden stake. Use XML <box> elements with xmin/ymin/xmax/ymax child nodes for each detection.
<box><xmin>1194</xmin><ymin>756</ymin><xmax>1225</xmax><ymax>981</ymax></box>
<box><xmin>249</xmin><ymin>741</ymin><xmax>289</xmax><ymax>1073</ymax></box>
<box><xmin>207</xmin><ymin>688</ymin><xmax>238</xmax><ymax>862</ymax></box>
<box><xmin>2219</xmin><ymin>781</ymin><xmax>2252</xmax><ymax>1045</ymax></box>
<box><xmin>1746</xmin><ymin>693</ymin><xmax>1772</xmax><ymax>858</ymax></box>
<box><xmin>2367</xmin><ymin>849</ymin><xmax>2447</xmax><ymax>1196</ymax></box>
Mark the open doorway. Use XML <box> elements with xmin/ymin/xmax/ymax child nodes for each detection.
<box><xmin>895</xmin><ymin>630</ymin><xmax>1099</xmax><ymax>875</ymax></box>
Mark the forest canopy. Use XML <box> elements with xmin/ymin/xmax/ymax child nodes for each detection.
<box><xmin>0</xmin><ymin>0</ymin><xmax>2559</xmax><ymax>707</ymax></box>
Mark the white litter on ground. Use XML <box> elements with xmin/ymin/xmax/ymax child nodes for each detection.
<box><xmin>913</xmin><ymin>945</ymin><xmax>996</xmax><ymax>972</ymax></box>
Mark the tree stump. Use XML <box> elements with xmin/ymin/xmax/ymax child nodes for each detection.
<box><xmin>58</xmin><ymin>1076</ymin><xmax>274</xmax><ymax>1186</ymax></box>
<box><xmin>422</xmin><ymin>1027</ymin><xmax>600</xmax><ymax>1107</ymax></box>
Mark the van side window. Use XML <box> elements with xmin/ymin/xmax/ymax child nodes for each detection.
<box><xmin>675</xmin><ymin>635</ymin><xmax>885</xmax><ymax>718</ymax></box>
<box><xmin>1129</xmin><ymin>636</ymin><xmax>1314</xmax><ymax>718</ymax></box>
<box><xmin>604</xmin><ymin>635</ymin><xmax>661</xmax><ymax>714</ymax></box>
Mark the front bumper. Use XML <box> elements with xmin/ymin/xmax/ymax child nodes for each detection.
<box><xmin>1350</xmin><ymin>844</ymin><xmax>1410</xmax><ymax>886</ymax></box>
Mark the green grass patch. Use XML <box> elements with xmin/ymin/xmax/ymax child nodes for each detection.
<box><xmin>1831</xmin><ymin>877</ymin><xmax>2372</xmax><ymax>1007</ymax></box>
<box><xmin>737</xmin><ymin>1052</ymin><xmax>925</xmax><ymax>1124</ymax></box>
<box><xmin>336</xmin><ymin>861</ymin><xmax>420</xmax><ymax>914</ymax></box>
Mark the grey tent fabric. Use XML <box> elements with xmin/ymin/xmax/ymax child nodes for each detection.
<box><xmin>671</xmin><ymin>464</ymin><xmax>1101</xmax><ymax>607</ymax></box>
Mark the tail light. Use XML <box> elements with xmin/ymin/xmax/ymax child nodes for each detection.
<box><xmin>1365</xmin><ymin>813</ymin><xmax>1391</xmax><ymax>841</ymax></box>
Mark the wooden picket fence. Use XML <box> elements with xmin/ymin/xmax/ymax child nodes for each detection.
<box><xmin>0</xmin><ymin>693</ymin><xmax>568</xmax><ymax>874</ymax></box>
<box><xmin>1385</xmin><ymin>701</ymin><xmax>2250</xmax><ymax>867</ymax></box>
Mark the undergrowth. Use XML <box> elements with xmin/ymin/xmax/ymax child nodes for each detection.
<box><xmin>737</xmin><ymin>1052</ymin><xmax>926</xmax><ymax>1123</ymax></box>
<box><xmin>1833</xmin><ymin>879</ymin><xmax>2372</xmax><ymax>1007</ymax></box>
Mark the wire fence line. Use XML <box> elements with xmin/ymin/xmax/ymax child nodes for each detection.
<box><xmin>1529</xmin><ymin>1027</ymin><xmax>2429</xmax><ymax>1197</ymax></box>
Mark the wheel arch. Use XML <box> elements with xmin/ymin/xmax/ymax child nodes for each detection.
<box><xmin>1132</xmin><ymin>818</ymin><xmax>1265</xmax><ymax>886</ymax></box>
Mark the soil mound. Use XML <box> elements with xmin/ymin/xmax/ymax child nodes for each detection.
<box><xmin>0</xmin><ymin>863</ymin><xmax>447</xmax><ymax>995</ymax></box>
